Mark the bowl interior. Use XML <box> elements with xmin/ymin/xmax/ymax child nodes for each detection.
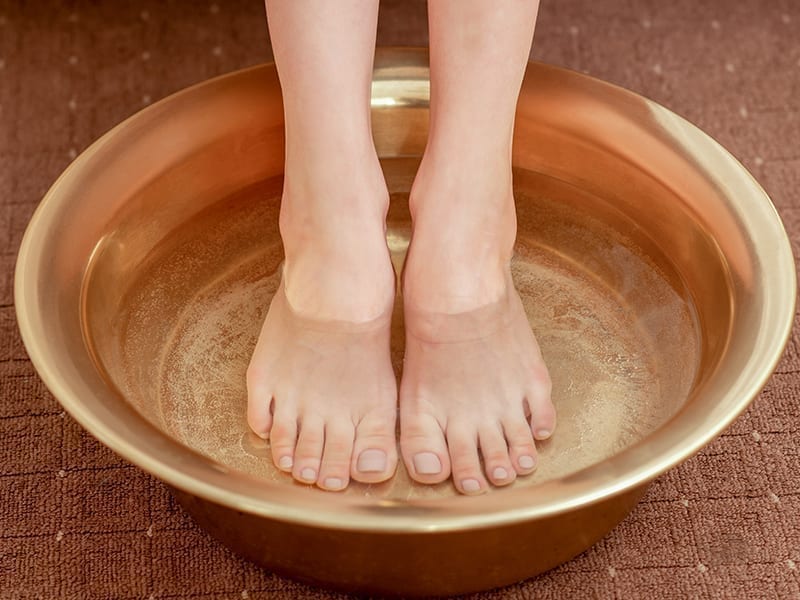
<box><xmin>82</xmin><ymin>139</ymin><xmax>701</xmax><ymax>498</ymax></box>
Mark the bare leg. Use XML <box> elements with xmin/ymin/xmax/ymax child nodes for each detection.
<box><xmin>400</xmin><ymin>0</ymin><xmax>557</xmax><ymax>495</ymax></box>
<box><xmin>247</xmin><ymin>0</ymin><xmax>397</xmax><ymax>491</ymax></box>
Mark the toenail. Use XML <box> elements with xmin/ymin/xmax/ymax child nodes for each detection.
<box><xmin>492</xmin><ymin>467</ymin><xmax>509</xmax><ymax>480</ymax></box>
<box><xmin>461</xmin><ymin>479</ymin><xmax>481</xmax><ymax>493</ymax></box>
<box><xmin>413</xmin><ymin>452</ymin><xmax>442</xmax><ymax>475</ymax></box>
<box><xmin>324</xmin><ymin>477</ymin><xmax>344</xmax><ymax>490</ymax></box>
<box><xmin>278</xmin><ymin>456</ymin><xmax>293</xmax><ymax>469</ymax></box>
<box><xmin>357</xmin><ymin>448</ymin><xmax>387</xmax><ymax>473</ymax></box>
<box><xmin>300</xmin><ymin>467</ymin><xmax>316</xmax><ymax>482</ymax></box>
<box><xmin>536</xmin><ymin>429</ymin><xmax>551</xmax><ymax>439</ymax></box>
<box><xmin>519</xmin><ymin>455</ymin><xmax>536</xmax><ymax>470</ymax></box>
<box><xmin>256</xmin><ymin>432</ymin><xmax>269</xmax><ymax>440</ymax></box>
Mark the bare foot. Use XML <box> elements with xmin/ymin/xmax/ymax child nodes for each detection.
<box><xmin>400</xmin><ymin>156</ymin><xmax>557</xmax><ymax>495</ymax></box>
<box><xmin>246</xmin><ymin>159</ymin><xmax>398</xmax><ymax>491</ymax></box>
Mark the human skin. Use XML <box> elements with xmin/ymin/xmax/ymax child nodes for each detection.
<box><xmin>247</xmin><ymin>0</ymin><xmax>556</xmax><ymax>495</ymax></box>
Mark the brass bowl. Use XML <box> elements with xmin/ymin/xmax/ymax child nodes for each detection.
<box><xmin>15</xmin><ymin>48</ymin><xmax>795</xmax><ymax>596</ymax></box>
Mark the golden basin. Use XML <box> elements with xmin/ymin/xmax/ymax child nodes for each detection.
<box><xmin>15</xmin><ymin>48</ymin><xmax>795</xmax><ymax>596</ymax></box>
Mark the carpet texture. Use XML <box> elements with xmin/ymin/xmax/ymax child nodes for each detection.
<box><xmin>2</xmin><ymin>0</ymin><xmax>799</xmax><ymax>598</ymax></box>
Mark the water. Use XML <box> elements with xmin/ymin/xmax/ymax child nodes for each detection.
<box><xmin>92</xmin><ymin>165</ymin><xmax>699</xmax><ymax>498</ymax></box>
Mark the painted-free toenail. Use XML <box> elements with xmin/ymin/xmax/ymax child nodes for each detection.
<box><xmin>324</xmin><ymin>477</ymin><xmax>344</xmax><ymax>490</ymax></box>
<box><xmin>256</xmin><ymin>432</ymin><xmax>269</xmax><ymax>440</ymax></box>
<box><xmin>461</xmin><ymin>479</ymin><xmax>481</xmax><ymax>493</ymax></box>
<box><xmin>413</xmin><ymin>452</ymin><xmax>442</xmax><ymax>475</ymax></box>
<box><xmin>278</xmin><ymin>456</ymin><xmax>293</xmax><ymax>469</ymax></box>
<box><xmin>536</xmin><ymin>429</ymin><xmax>551</xmax><ymax>439</ymax></box>
<box><xmin>493</xmin><ymin>467</ymin><xmax>509</xmax><ymax>480</ymax></box>
<box><xmin>300</xmin><ymin>467</ymin><xmax>316</xmax><ymax>482</ymax></box>
<box><xmin>519</xmin><ymin>455</ymin><xmax>536</xmax><ymax>469</ymax></box>
<box><xmin>357</xmin><ymin>448</ymin><xmax>387</xmax><ymax>473</ymax></box>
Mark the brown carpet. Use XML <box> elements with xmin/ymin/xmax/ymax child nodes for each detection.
<box><xmin>2</xmin><ymin>0</ymin><xmax>799</xmax><ymax>598</ymax></box>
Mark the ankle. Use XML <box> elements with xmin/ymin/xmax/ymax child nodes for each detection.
<box><xmin>280</xmin><ymin>153</ymin><xmax>389</xmax><ymax>237</ymax></box>
<box><xmin>408</xmin><ymin>148</ymin><xmax>513</xmax><ymax>218</ymax></box>
<box><xmin>408</xmin><ymin>157</ymin><xmax>516</xmax><ymax>255</ymax></box>
<box><xmin>402</xmin><ymin>149</ymin><xmax>519</xmax><ymax>311</ymax></box>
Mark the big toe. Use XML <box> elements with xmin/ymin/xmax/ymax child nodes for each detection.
<box><xmin>400</xmin><ymin>412</ymin><xmax>450</xmax><ymax>484</ymax></box>
<box><xmin>351</xmin><ymin>410</ymin><xmax>398</xmax><ymax>484</ymax></box>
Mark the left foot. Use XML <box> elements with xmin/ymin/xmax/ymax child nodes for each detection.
<box><xmin>246</xmin><ymin>153</ymin><xmax>399</xmax><ymax>491</ymax></box>
<box><xmin>400</xmin><ymin>153</ymin><xmax>557</xmax><ymax>495</ymax></box>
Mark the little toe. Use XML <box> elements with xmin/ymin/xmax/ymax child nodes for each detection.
<box><xmin>352</xmin><ymin>410</ymin><xmax>398</xmax><ymax>483</ymax></box>
<box><xmin>528</xmin><ymin>397</ymin><xmax>557</xmax><ymax>441</ymax></box>
<box><xmin>318</xmin><ymin>419</ymin><xmax>355</xmax><ymax>492</ymax></box>
<box><xmin>292</xmin><ymin>416</ymin><xmax>325</xmax><ymax>485</ymax></box>
<box><xmin>245</xmin><ymin>376</ymin><xmax>273</xmax><ymax>439</ymax></box>
<box><xmin>502</xmin><ymin>417</ymin><xmax>538</xmax><ymax>475</ymax></box>
<box><xmin>446</xmin><ymin>425</ymin><xmax>488</xmax><ymax>495</ymax></box>
<box><xmin>269</xmin><ymin>410</ymin><xmax>298</xmax><ymax>472</ymax></box>
<box><xmin>479</xmin><ymin>426</ymin><xmax>516</xmax><ymax>487</ymax></box>
<box><xmin>401</xmin><ymin>412</ymin><xmax>450</xmax><ymax>484</ymax></box>
<box><xmin>527</xmin><ymin>373</ymin><xmax>556</xmax><ymax>441</ymax></box>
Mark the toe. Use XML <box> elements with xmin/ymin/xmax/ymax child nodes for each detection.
<box><xmin>269</xmin><ymin>409</ymin><xmax>298</xmax><ymax>472</ymax></box>
<box><xmin>446</xmin><ymin>424</ymin><xmax>488</xmax><ymax>495</ymax></box>
<box><xmin>292</xmin><ymin>416</ymin><xmax>324</xmax><ymax>485</ymax></box>
<box><xmin>318</xmin><ymin>419</ymin><xmax>355</xmax><ymax>491</ymax></box>
<box><xmin>352</xmin><ymin>409</ymin><xmax>398</xmax><ymax>484</ymax></box>
<box><xmin>527</xmin><ymin>367</ymin><xmax>556</xmax><ymax>440</ymax></box>
<box><xmin>245</xmin><ymin>370</ymin><xmax>273</xmax><ymax>439</ymax></box>
<box><xmin>478</xmin><ymin>425</ymin><xmax>516</xmax><ymax>487</ymax></box>
<box><xmin>400</xmin><ymin>411</ymin><xmax>450</xmax><ymax>484</ymax></box>
<box><xmin>503</xmin><ymin>416</ymin><xmax>538</xmax><ymax>475</ymax></box>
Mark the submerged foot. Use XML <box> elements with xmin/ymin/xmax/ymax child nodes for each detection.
<box><xmin>246</xmin><ymin>159</ymin><xmax>398</xmax><ymax>491</ymax></box>
<box><xmin>400</xmin><ymin>156</ymin><xmax>557</xmax><ymax>495</ymax></box>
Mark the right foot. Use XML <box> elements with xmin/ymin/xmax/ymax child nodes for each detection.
<box><xmin>399</xmin><ymin>152</ymin><xmax>557</xmax><ymax>495</ymax></box>
<box><xmin>246</xmin><ymin>157</ymin><xmax>398</xmax><ymax>491</ymax></box>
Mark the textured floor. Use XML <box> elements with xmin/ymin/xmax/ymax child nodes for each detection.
<box><xmin>2</xmin><ymin>0</ymin><xmax>800</xmax><ymax>598</ymax></box>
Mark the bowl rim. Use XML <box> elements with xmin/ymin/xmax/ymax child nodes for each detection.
<box><xmin>14</xmin><ymin>47</ymin><xmax>797</xmax><ymax>532</ymax></box>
